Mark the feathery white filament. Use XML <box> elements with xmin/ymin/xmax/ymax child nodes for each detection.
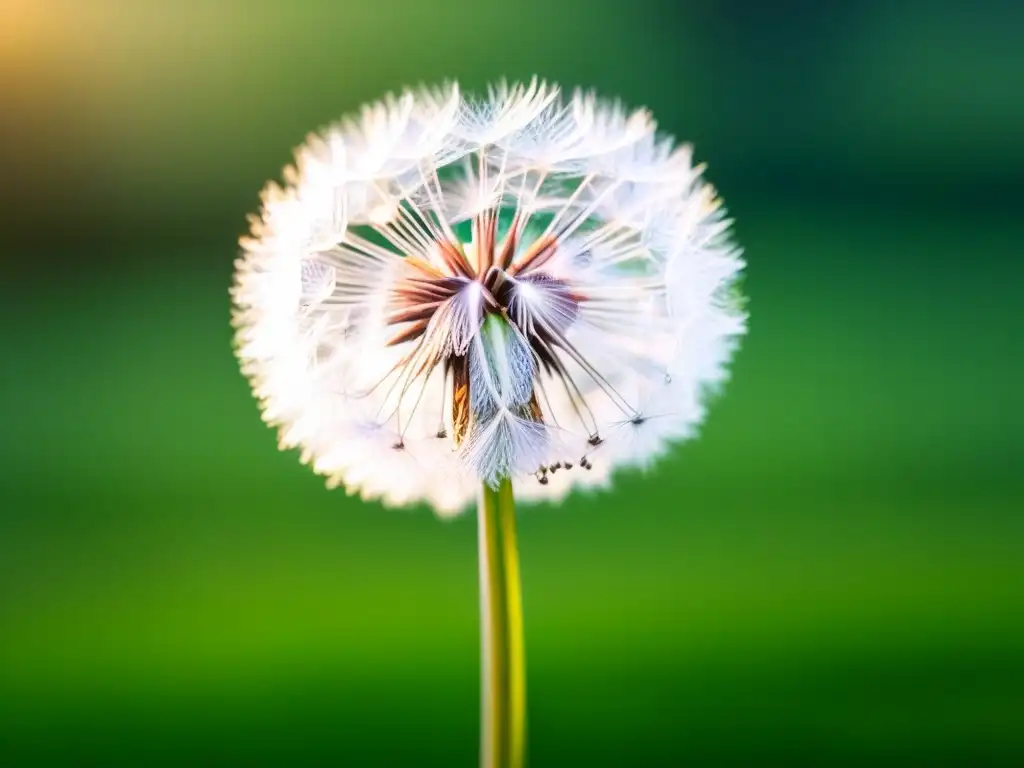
<box><xmin>231</xmin><ymin>78</ymin><xmax>747</xmax><ymax>516</ymax></box>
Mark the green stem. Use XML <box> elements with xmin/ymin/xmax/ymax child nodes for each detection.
<box><xmin>478</xmin><ymin>477</ymin><xmax>526</xmax><ymax>768</ymax></box>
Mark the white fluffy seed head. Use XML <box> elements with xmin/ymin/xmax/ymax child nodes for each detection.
<box><xmin>231</xmin><ymin>78</ymin><xmax>747</xmax><ymax>517</ymax></box>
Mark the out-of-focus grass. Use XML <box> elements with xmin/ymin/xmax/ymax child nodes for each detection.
<box><xmin>1</xmin><ymin>204</ymin><xmax>1021</xmax><ymax>765</ymax></box>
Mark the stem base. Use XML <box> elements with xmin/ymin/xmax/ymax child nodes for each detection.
<box><xmin>478</xmin><ymin>478</ymin><xmax>526</xmax><ymax>768</ymax></box>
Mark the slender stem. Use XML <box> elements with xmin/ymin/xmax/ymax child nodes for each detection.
<box><xmin>478</xmin><ymin>477</ymin><xmax>526</xmax><ymax>768</ymax></box>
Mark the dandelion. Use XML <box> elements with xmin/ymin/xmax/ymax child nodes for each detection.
<box><xmin>231</xmin><ymin>78</ymin><xmax>746</xmax><ymax>768</ymax></box>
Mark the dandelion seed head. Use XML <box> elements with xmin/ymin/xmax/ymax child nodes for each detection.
<box><xmin>232</xmin><ymin>79</ymin><xmax>747</xmax><ymax>515</ymax></box>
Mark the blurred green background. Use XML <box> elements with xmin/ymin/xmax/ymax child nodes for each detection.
<box><xmin>1</xmin><ymin>1</ymin><xmax>1022</xmax><ymax>765</ymax></box>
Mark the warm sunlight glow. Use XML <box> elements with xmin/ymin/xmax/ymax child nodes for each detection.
<box><xmin>0</xmin><ymin>0</ymin><xmax>60</xmax><ymax>68</ymax></box>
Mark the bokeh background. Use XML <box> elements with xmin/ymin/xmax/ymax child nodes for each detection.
<box><xmin>2</xmin><ymin>0</ymin><xmax>1022</xmax><ymax>765</ymax></box>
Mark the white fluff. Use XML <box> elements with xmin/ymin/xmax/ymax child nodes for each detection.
<box><xmin>231</xmin><ymin>78</ymin><xmax>747</xmax><ymax>516</ymax></box>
